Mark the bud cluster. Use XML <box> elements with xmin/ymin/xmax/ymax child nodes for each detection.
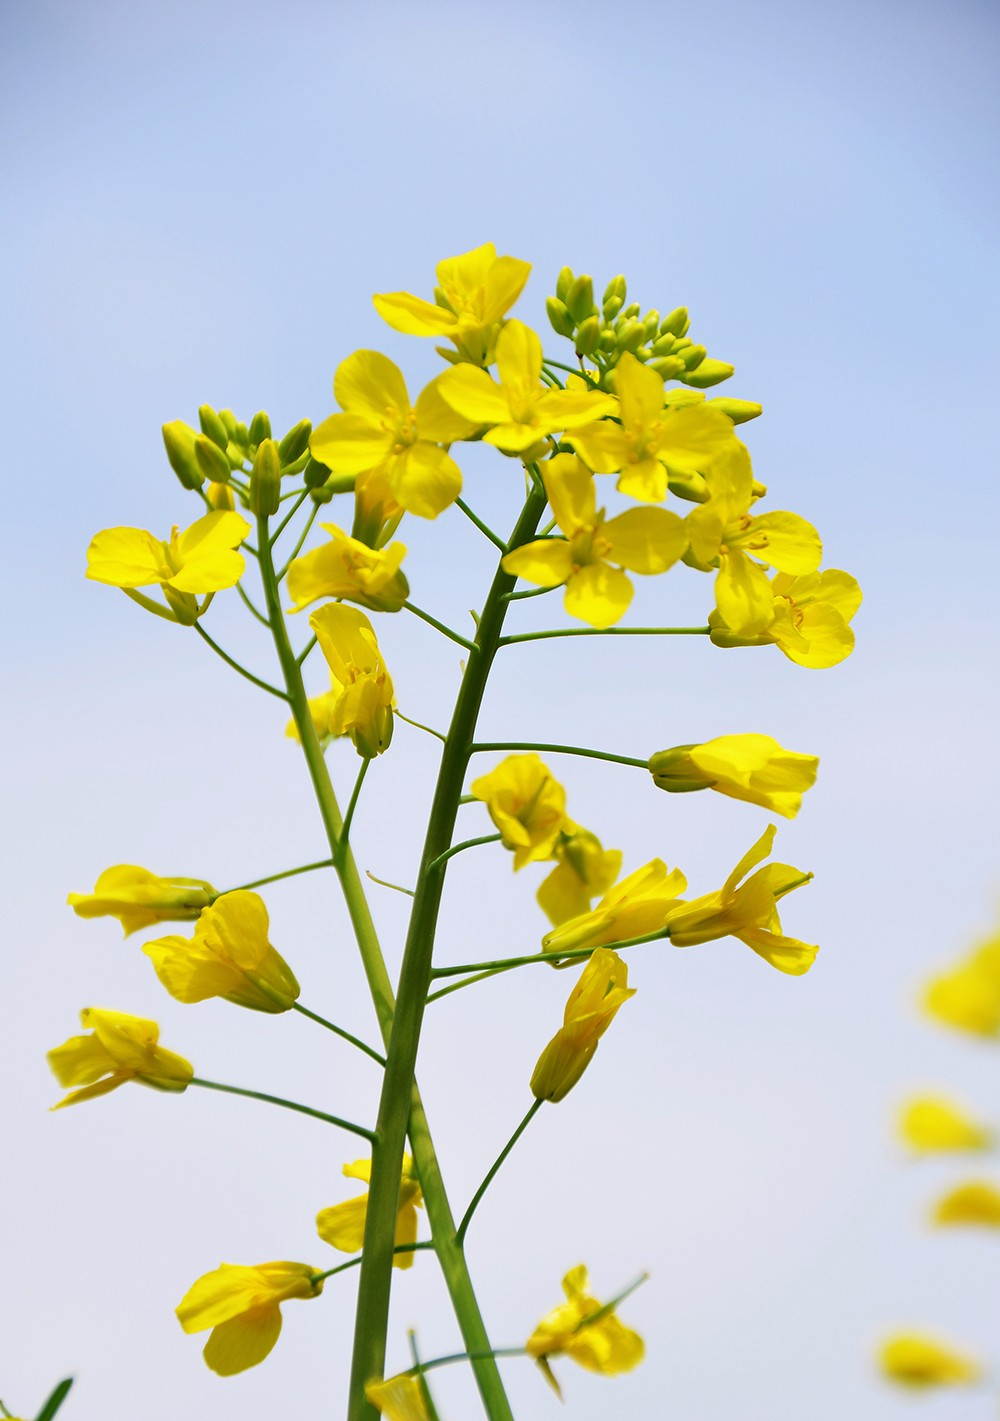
<box><xmin>161</xmin><ymin>405</ymin><xmax>313</xmax><ymax>501</ymax></box>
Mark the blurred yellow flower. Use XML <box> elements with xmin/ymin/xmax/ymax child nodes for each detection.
<box><xmin>317</xmin><ymin>1156</ymin><xmax>423</xmax><ymax>1270</ymax></box>
<box><xmin>286</xmin><ymin>523</ymin><xmax>408</xmax><ymax>613</ymax></box>
<box><xmin>526</xmin><ymin>1265</ymin><xmax>644</xmax><ymax>1392</ymax></box>
<box><xmin>531</xmin><ymin>949</ymin><xmax>635</xmax><ymax>1103</ymax></box>
<box><xmin>932</xmin><ymin>1180</ymin><xmax>1000</xmax><ymax>1228</ymax></box>
<box><xmin>537</xmin><ymin>825</ymin><xmax>622</xmax><ymax>928</ymax></box>
<box><xmin>143</xmin><ymin>890</ymin><xmax>299</xmax><ymax>1013</ymax></box>
<box><xmin>542</xmin><ymin>858</ymin><xmax>687</xmax><ymax>956</ymax></box>
<box><xmin>923</xmin><ymin>937</ymin><xmax>1000</xmax><ymax>1037</ymax></box>
<box><xmin>364</xmin><ymin>1375</ymin><xmax>432</xmax><ymax>1420</ymax></box>
<box><xmin>878</xmin><ymin>1332</ymin><xmax>982</xmax><ymax>1388</ymax></box>
<box><xmin>897</xmin><ymin>1095</ymin><xmax>992</xmax><ymax>1154</ymax></box>
<box><xmin>176</xmin><ymin>1261</ymin><xmax>322</xmax><ymax>1375</ymax></box>
<box><xmin>67</xmin><ymin>864</ymin><xmax>215</xmax><ymax>937</ymax></box>
<box><xmin>303</xmin><ymin>604</ymin><xmax>395</xmax><ymax>758</ymax></box>
<box><xmin>648</xmin><ymin>733</ymin><xmax>819</xmax><ymax>818</ymax></box>
<box><xmin>471</xmin><ymin>754</ymin><xmax>568</xmax><ymax>870</ymax></box>
<box><xmin>47</xmin><ymin>1007</ymin><xmax>192</xmax><ymax>1109</ymax></box>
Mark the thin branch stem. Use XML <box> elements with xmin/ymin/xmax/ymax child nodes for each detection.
<box><xmin>396</xmin><ymin>710</ymin><xmax>447</xmax><ymax>744</ymax></box>
<box><xmin>189</xmin><ymin>1077</ymin><xmax>376</xmax><ymax>1141</ymax></box>
<box><xmin>337</xmin><ymin>757</ymin><xmax>370</xmax><ymax>862</ymax></box>
<box><xmin>291</xmin><ymin>1002</ymin><xmax>386</xmax><ymax>1066</ymax></box>
<box><xmin>500</xmin><ymin>624</ymin><xmax>711</xmax><ymax>646</ymax></box>
<box><xmin>429</xmin><ymin>925</ymin><xmax>674</xmax><ymax>986</ymax></box>
<box><xmin>223</xmin><ymin>857</ymin><xmax>334</xmax><ymax>894</ymax></box>
<box><xmin>456</xmin><ymin>1100</ymin><xmax>543</xmax><ymax>1247</ymax></box>
<box><xmin>426</xmin><ymin>833</ymin><xmax>503</xmax><ymax>874</ymax></box>
<box><xmin>411</xmin><ymin>1348</ymin><xmax>529</xmax><ymax>1376</ymax></box>
<box><xmin>296</xmin><ymin>632</ymin><xmax>318</xmax><ymax>666</ymax></box>
<box><xmin>403</xmin><ymin>600</ymin><xmax>477</xmax><ymax>652</ymax></box>
<box><xmin>121</xmin><ymin>586</ymin><xmax>178</xmax><ymax>622</ymax></box>
<box><xmin>313</xmin><ymin>1241</ymin><xmax>434</xmax><ymax>1284</ymax></box>
<box><xmin>235</xmin><ymin>578</ymin><xmax>271</xmax><ymax>627</ymax></box>
<box><xmin>469</xmin><ymin>740</ymin><xmax>648</xmax><ymax>770</ymax></box>
<box><xmin>455</xmin><ymin>497</ymin><xmax>507</xmax><ymax>552</ymax></box>
<box><xmin>501</xmin><ymin>584</ymin><xmax>556</xmax><ymax>602</ymax></box>
<box><xmin>365</xmin><ymin>870</ymin><xmax>415</xmax><ymax>897</ymax></box>
<box><xmin>270</xmin><ymin>487</ymin><xmax>311</xmax><ymax>546</ymax></box>
<box><xmin>192</xmin><ymin>621</ymin><xmax>288</xmax><ymax>699</ymax></box>
<box><xmin>277</xmin><ymin>500</ymin><xmax>320</xmax><ymax>581</ymax></box>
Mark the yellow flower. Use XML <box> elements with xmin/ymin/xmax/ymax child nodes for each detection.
<box><xmin>316</xmin><ymin>1156</ymin><xmax>423</xmax><ymax>1270</ymax></box>
<box><xmin>470</xmin><ymin>755</ymin><xmax>568</xmax><ymax>870</ymax></box>
<box><xmin>664</xmin><ymin>825</ymin><xmax>817</xmax><ymax>975</ymax></box>
<box><xmin>567</xmin><ymin>352</ymin><xmax>740</xmax><ymax>501</ymax></box>
<box><xmin>176</xmin><ymin>1261</ymin><xmax>322</xmax><ymax>1376</ymax></box>
<box><xmin>86</xmin><ymin>510</ymin><xmax>251</xmax><ymax>621</ymax></box>
<box><xmin>286</xmin><ymin>523</ymin><xmax>408</xmax><ymax>613</ymax></box>
<box><xmin>296</xmin><ymin>604</ymin><xmax>395</xmax><ymax>758</ymax></box>
<box><xmin>541</xmin><ymin>859</ymin><xmax>687</xmax><ymax>956</ymax></box>
<box><xmin>537</xmin><ymin>825</ymin><xmax>623</xmax><ymax>928</ymax></box>
<box><xmin>47</xmin><ymin>1007</ymin><xmax>193</xmax><ymax>1109</ymax></box>
<box><xmin>364</xmin><ymin>1375</ymin><xmax>433</xmax><ymax>1421</ymax></box>
<box><xmin>310</xmin><ymin>352</ymin><xmax>480</xmax><ymax>519</ymax></box>
<box><xmin>526</xmin><ymin>1265</ymin><xmax>644</xmax><ymax>1390</ymax></box>
<box><xmin>648</xmin><ymin>734</ymin><xmax>819</xmax><ymax>819</ymax></box>
<box><xmin>531</xmin><ymin>949</ymin><xmax>635</xmax><ymax>1102</ymax></box>
<box><xmin>67</xmin><ymin>864</ymin><xmax>216</xmax><ymax>936</ymax></box>
<box><xmin>437</xmin><ymin>320</ymin><xmax>615</xmax><ymax>455</ymax></box>
<box><xmin>898</xmin><ymin>1095</ymin><xmax>992</xmax><ymax>1153</ymax></box>
<box><xmin>710</xmin><ymin>568</ymin><xmax>862</xmax><ymax>669</ymax></box>
<box><xmin>142</xmin><ymin>890</ymin><xmax>299</xmax><ymax>1013</ymax></box>
<box><xmin>932</xmin><ymin>1180</ymin><xmax>1000</xmax><ymax>1228</ymax></box>
<box><xmin>501</xmin><ymin>454</ymin><xmax>687</xmax><ymax>628</ymax></box>
<box><xmin>878</xmin><ymin>1332</ymin><xmax>982</xmax><ymax>1388</ymax></box>
<box><xmin>923</xmin><ymin>937</ymin><xmax>1000</xmax><ymax>1037</ymax></box>
<box><xmin>373</xmin><ymin>241</ymin><xmax>531</xmax><ymax>365</ymax></box>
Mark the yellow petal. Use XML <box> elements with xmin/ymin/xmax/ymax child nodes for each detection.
<box><xmin>566</xmin><ymin>421</ymin><xmax>629</xmax><ymax>475</ymax></box>
<box><xmin>365</xmin><ymin>1374</ymin><xmax>433</xmax><ymax>1421</ymax></box>
<box><xmin>203</xmin><ymin>1305</ymin><xmax>284</xmax><ymax>1375</ymax></box>
<box><xmin>85</xmin><ymin>526</ymin><xmax>171</xmax><ymax>588</ymax></box>
<box><xmin>540</xmin><ymin>454</ymin><xmax>595</xmax><ymax>535</ymax></box>
<box><xmin>603</xmin><ymin>506</ymin><xmax>687</xmax><ymax>574</ymax></box>
<box><xmin>773</xmin><ymin>603</ymin><xmax>855</xmax><ymax>668</ymax></box>
<box><xmin>495</xmin><ymin>318</ymin><xmax>542</xmax><ymax>390</ymax></box>
<box><xmin>333</xmin><ymin>349</ymin><xmax>409</xmax><ymax>423</ymax></box>
<box><xmin>932</xmin><ymin>1180</ymin><xmax>1000</xmax><ymax>1227</ymax></box>
<box><xmin>715</xmin><ymin>550</ymin><xmax>777</xmax><ymax>637</ymax></box>
<box><xmin>387</xmin><ymin>443</ymin><xmax>462</xmax><ymax>519</ymax></box>
<box><xmin>310</xmin><ymin>413</ymin><xmax>391</xmax><ymax>475</ymax></box>
<box><xmin>413</xmin><ymin>374</ymin><xmax>483</xmax><ymax>442</ymax></box>
<box><xmin>482</xmin><ymin>255</ymin><xmax>532</xmax><ymax>323</ymax></box>
<box><xmin>436</xmin><ymin>364</ymin><xmax>511</xmax><ymax>424</ymax></box>
<box><xmin>615</xmin><ymin>352</ymin><xmax>666</xmax><ymax>430</ymax></box>
<box><xmin>879</xmin><ymin>1333</ymin><xmax>982</xmax><ymax>1388</ymax></box>
<box><xmin>372</xmin><ymin>291</ymin><xmax>457</xmax><ymax>336</ymax></box>
<box><xmin>501</xmin><ymin>539</ymin><xmax>575</xmax><ymax>588</ymax></box>
<box><xmin>730</xmin><ymin>510</ymin><xmax>822</xmax><ymax>576</ymax></box>
<box><xmin>316</xmin><ymin>1195</ymin><xmax>369</xmax><ymax>1253</ymax></box>
<box><xmin>898</xmin><ymin>1095</ymin><xmax>992</xmax><ymax>1153</ymax></box>
<box><xmin>564</xmin><ymin>563</ymin><xmax>633</xmax><ymax>629</ymax></box>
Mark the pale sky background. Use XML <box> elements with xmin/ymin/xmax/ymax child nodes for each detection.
<box><xmin>2</xmin><ymin>1</ymin><xmax>999</xmax><ymax>1419</ymax></box>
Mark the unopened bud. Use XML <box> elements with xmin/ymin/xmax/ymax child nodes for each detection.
<box><xmin>198</xmin><ymin>405</ymin><xmax>229</xmax><ymax>450</ymax></box>
<box><xmin>681</xmin><ymin>357</ymin><xmax>734</xmax><ymax>389</ymax></box>
<box><xmin>545</xmin><ymin>296</ymin><xmax>576</xmax><ymax>338</ymax></box>
<box><xmin>680</xmin><ymin>344</ymin><xmax>707</xmax><ymax>371</ymax></box>
<box><xmin>648</xmin><ymin>356</ymin><xmax>686</xmax><ymax>380</ymax></box>
<box><xmin>647</xmin><ymin>746</ymin><xmax>709</xmax><ymax>793</ymax></box>
<box><xmin>616</xmin><ymin>318</ymin><xmax>646</xmax><ymax>353</ymax></box>
<box><xmin>555</xmin><ymin>266</ymin><xmax>575</xmax><ymax>302</ymax></box>
<box><xmin>218</xmin><ymin>408</ymin><xmax>237</xmax><ymax>437</ymax></box>
<box><xmin>249</xmin><ymin>438</ymin><xmax>281</xmax><ymax>516</ymax></box>
<box><xmin>233</xmin><ymin>421</ymin><xmax>251</xmax><ymax>450</ymax></box>
<box><xmin>666</xmin><ymin>469</ymin><xmax>710</xmax><ymax>503</ymax></box>
<box><xmin>602</xmin><ymin>294</ymin><xmax>624</xmax><ymax>322</ymax></box>
<box><xmin>565</xmin><ymin>274</ymin><xmax>595</xmax><ymax>325</ymax></box>
<box><xmin>574</xmin><ymin>314</ymin><xmax>602</xmax><ymax>356</ymax></box>
<box><xmin>651</xmin><ymin>333</ymin><xmax>677</xmax><ymax>357</ymax></box>
<box><xmin>709</xmin><ymin>397</ymin><xmax>763</xmax><ymax>424</ymax></box>
<box><xmin>194</xmin><ymin>434</ymin><xmax>232</xmax><ymax>484</ymax></box>
<box><xmin>602</xmin><ymin>274</ymin><xmax>627</xmax><ymax>306</ymax></box>
<box><xmin>278</xmin><ymin>418</ymin><xmax>313</xmax><ymax>466</ymax></box>
<box><xmin>621</xmin><ymin>302</ymin><xmax>640</xmax><ymax>321</ymax></box>
<box><xmin>598</xmin><ymin>328</ymin><xmax>617</xmax><ymax>352</ymax></box>
<box><xmin>659</xmin><ymin>307</ymin><xmax>689</xmax><ymax>337</ymax></box>
<box><xmin>248</xmin><ymin>410</ymin><xmax>271</xmax><ymax>446</ymax></box>
<box><xmin>643</xmin><ymin>309</ymin><xmax>660</xmax><ymax>340</ymax></box>
<box><xmin>303</xmin><ymin>453</ymin><xmax>331</xmax><ymax>489</ymax></box>
<box><xmin>161</xmin><ymin>421</ymin><xmax>203</xmax><ymax>490</ymax></box>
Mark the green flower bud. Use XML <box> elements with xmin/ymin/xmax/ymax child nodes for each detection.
<box><xmin>565</xmin><ymin>274</ymin><xmax>595</xmax><ymax>325</ymax></box>
<box><xmin>161</xmin><ymin>421</ymin><xmax>203</xmax><ymax>490</ymax></box>
<box><xmin>651</xmin><ymin>333</ymin><xmax>677</xmax><ymax>357</ymax></box>
<box><xmin>278</xmin><ymin>418</ymin><xmax>313</xmax><ymax>466</ymax></box>
<box><xmin>709</xmin><ymin>397</ymin><xmax>763</xmax><ymax>424</ymax></box>
<box><xmin>643</xmin><ymin>309</ymin><xmax>660</xmax><ymax>340</ymax></box>
<box><xmin>303</xmin><ymin>453</ymin><xmax>331</xmax><ymax>489</ymax></box>
<box><xmin>249</xmin><ymin>438</ymin><xmax>281</xmax><ymax>516</ymax></box>
<box><xmin>666</xmin><ymin>469</ymin><xmax>710</xmax><ymax>503</ymax></box>
<box><xmin>310</xmin><ymin>471</ymin><xmax>356</xmax><ymax>505</ymax></box>
<box><xmin>218</xmin><ymin>408</ymin><xmax>237</xmax><ymax>437</ymax></box>
<box><xmin>616</xmin><ymin>318</ymin><xmax>646</xmax><ymax>353</ymax></box>
<box><xmin>680</xmin><ymin>344</ymin><xmax>707</xmax><ymax>371</ymax></box>
<box><xmin>680</xmin><ymin>357</ymin><xmax>734</xmax><ymax>389</ymax></box>
<box><xmin>233</xmin><ymin>421</ymin><xmax>251</xmax><ymax>450</ymax></box>
<box><xmin>194</xmin><ymin>433</ymin><xmax>232</xmax><ymax>484</ymax></box>
<box><xmin>659</xmin><ymin>307</ymin><xmax>689</xmax><ymax>337</ymax></box>
<box><xmin>602</xmin><ymin>274</ymin><xmax>627</xmax><ymax>306</ymax></box>
<box><xmin>225</xmin><ymin>441</ymin><xmax>246</xmax><ymax>470</ymax></box>
<box><xmin>555</xmin><ymin>266</ymin><xmax>575</xmax><ymax>302</ymax></box>
<box><xmin>574</xmin><ymin>314</ymin><xmax>602</xmax><ymax>356</ymax></box>
<box><xmin>598</xmin><ymin>328</ymin><xmax>618</xmax><ymax>352</ymax></box>
<box><xmin>545</xmin><ymin>296</ymin><xmax>576</xmax><ymax>338</ymax></box>
<box><xmin>602</xmin><ymin>294</ymin><xmax>624</xmax><ymax>322</ymax></box>
<box><xmin>647</xmin><ymin>746</ymin><xmax>708</xmax><ymax>793</ymax></box>
<box><xmin>198</xmin><ymin>405</ymin><xmax>229</xmax><ymax>450</ymax></box>
<box><xmin>248</xmin><ymin>410</ymin><xmax>271</xmax><ymax>446</ymax></box>
<box><xmin>620</xmin><ymin>302</ymin><xmax>641</xmax><ymax>321</ymax></box>
<box><xmin>648</xmin><ymin>355</ymin><xmax>686</xmax><ymax>379</ymax></box>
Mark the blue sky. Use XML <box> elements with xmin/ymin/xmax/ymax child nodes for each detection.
<box><xmin>2</xmin><ymin>1</ymin><xmax>999</xmax><ymax>1418</ymax></box>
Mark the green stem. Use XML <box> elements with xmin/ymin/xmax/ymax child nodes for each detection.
<box><xmin>469</xmin><ymin>740</ymin><xmax>649</xmax><ymax>770</ymax></box>
<box><xmin>337</xmin><ymin>758</ymin><xmax>370</xmax><ymax>862</ymax></box>
<box><xmin>408</xmin><ymin>1332</ymin><xmax>445</xmax><ymax>1421</ymax></box>
<box><xmin>0</xmin><ymin>1397</ymin><xmax>11</xmax><ymax>1418</ymax></box>
<box><xmin>501</xmin><ymin>584</ymin><xmax>555</xmax><ymax>602</ymax></box>
<box><xmin>277</xmin><ymin>501</ymin><xmax>320</xmax><ymax>580</ymax></box>
<box><xmin>456</xmin><ymin>1100</ymin><xmax>542</xmax><ymax>1247</ymax></box>
<box><xmin>235</xmin><ymin>579</ymin><xmax>271</xmax><ymax>627</ymax></box>
<box><xmin>499</xmin><ymin>625</ymin><xmax>711</xmax><ymax>646</ymax></box>
<box><xmin>350</xmin><ymin>486</ymin><xmax>546</xmax><ymax>1421</ymax></box>
<box><xmin>34</xmin><ymin>1379</ymin><xmax>74</xmax><ymax>1421</ymax></box>
<box><xmin>426</xmin><ymin>833</ymin><xmax>503</xmax><ymax>874</ymax></box>
<box><xmin>192</xmin><ymin>621</ymin><xmax>288</xmax><ymax>700</ymax></box>
<box><xmin>223</xmin><ymin>857</ymin><xmax>334</xmax><ymax>894</ymax></box>
<box><xmin>121</xmin><ymin>586</ymin><xmax>178</xmax><ymax>622</ymax></box>
<box><xmin>296</xmin><ymin>632</ymin><xmax>318</xmax><ymax>666</ymax></box>
<box><xmin>365</xmin><ymin>870</ymin><xmax>415</xmax><ymax>897</ymax></box>
<box><xmin>291</xmin><ymin>1002</ymin><xmax>386</xmax><ymax>1067</ymax></box>
<box><xmin>411</xmin><ymin>1349</ymin><xmax>529</xmax><ymax>1376</ymax></box>
<box><xmin>403</xmin><ymin>600</ymin><xmax>477</xmax><ymax>652</ymax></box>
<box><xmin>314</xmin><ymin>1241</ymin><xmax>433</xmax><ymax>1283</ymax></box>
<box><xmin>429</xmin><ymin>925</ymin><xmax>674</xmax><ymax>986</ymax></box>
<box><xmin>395</xmin><ymin>710</ymin><xmax>447</xmax><ymax>744</ymax></box>
<box><xmin>455</xmin><ymin>497</ymin><xmax>507</xmax><ymax>551</ymax></box>
<box><xmin>189</xmin><ymin>1077</ymin><xmax>375</xmax><ymax>1141</ymax></box>
<box><xmin>270</xmin><ymin>487</ymin><xmax>311</xmax><ymax>545</ymax></box>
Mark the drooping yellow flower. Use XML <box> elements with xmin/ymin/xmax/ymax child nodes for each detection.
<box><xmin>526</xmin><ymin>1265</ymin><xmax>644</xmax><ymax>1390</ymax></box>
<box><xmin>176</xmin><ymin>1261</ymin><xmax>322</xmax><ymax>1376</ymax></box>
<box><xmin>878</xmin><ymin>1332</ymin><xmax>982</xmax><ymax>1388</ymax></box>
<box><xmin>709</xmin><ymin>568</ymin><xmax>862</xmax><ymax>669</ymax></box>
<box><xmin>47</xmin><ymin>1007</ymin><xmax>193</xmax><ymax>1109</ymax></box>
<box><xmin>567</xmin><ymin>352</ymin><xmax>741</xmax><ymax>501</ymax></box>
<box><xmin>67</xmin><ymin>864</ymin><xmax>216</xmax><ymax>937</ymax></box>
<box><xmin>142</xmin><ymin>890</ymin><xmax>299</xmax><ymax>1013</ymax></box>
<box><xmin>664</xmin><ymin>825</ymin><xmax>817</xmax><ymax>975</ymax></box>
<box><xmin>365</xmin><ymin>1374</ymin><xmax>433</xmax><ymax>1421</ymax></box>
<box><xmin>537</xmin><ymin>825</ymin><xmax>623</xmax><ymax>928</ymax></box>
<box><xmin>301</xmin><ymin>604</ymin><xmax>395</xmax><ymax>758</ymax></box>
<box><xmin>923</xmin><ymin>937</ymin><xmax>1000</xmax><ymax>1037</ymax></box>
<box><xmin>531</xmin><ymin>949</ymin><xmax>635</xmax><ymax>1102</ymax></box>
<box><xmin>932</xmin><ymin>1180</ymin><xmax>1000</xmax><ymax>1228</ymax></box>
<box><xmin>309</xmin><ymin>352</ymin><xmax>480</xmax><ymax>519</ymax></box>
<box><xmin>541</xmin><ymin>859</ymin><xmax>687</xmax><ymax>957</ymax></box>
<box><xmin>373</xmin><ymin>241</ymin><xmax>531</xmax><ymax>365</ymax></box>
<box><xmin>470</xmin><ymin>755</ymin><xmax>568</xmax><ymax>870</ymax></box>
<box><xmin>647</xmin><ymin>734</ymin><xmax>819</xmax><ymax>819</ymax></box>
<box><xmin>437</xmin><ymin>320</ymin><xmax>615</xmax><ymax>455</ymax></box>
<box><xmin>501</xmin><ymin>454</ymin><xmax>687</xmax><ymax>628</ymax></box>
<box><xmin>286</xmin><ymin>524</ymin><xmax>408</xmax><ymax>613</ymax></box>
<box><xmin>898</xmin><ymin>1095</ymin><xmax>992</xmax><ymax>1153</ymax></box>
<box><xmin>316</xmin><ymin>1156</ymin><xmax>423</xmax><ymax>1270</ymax></box>
<box><xmin>86</xmin><ymin>511</ymin><xmax>251</xmax><ymax>621</ymax></box>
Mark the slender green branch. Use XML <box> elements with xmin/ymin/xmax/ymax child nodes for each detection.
<box><xmin>235</xmin><ymin>579</ymin><xmax>271</xmax><ymax>627</ymax></box>
<box><xmin>223</xmin><ymin>857</ymin><xmax>334</xmax><ymax>894</ymax></box>
<box><xmin>270</xmin><ymin>487</ymin><xmax>311</xmax><ymax>546</ymax></box>
<box><xmin>192</xmin><ymin>621</ymin><xmax>288</xmax><ymax>699</ymax></box>
<box><xmin>408</xmin><ymin>1332</ymin><xmax>444</xmax><ymax>1421</ymax></box>
<box><xmin>403</xmin><ymin>600</ymin><xmax>477</xmax><ymax>652</ymax></box>
<box><xmin>543</xmin><ymin>357</ymin><xmax>598</xmax><ymax>381</ymax></box>
<box><xmin>189</xmin><ymin>1077</ymin><xmax>375</xmax><ymax>1141</ymax></box>
<box><xmin>365</xmin><ymin>870</ymin><xmax>415</xmax><ymax>897</ymax></box>
<box><xmin>456</xmin><ymin>1100</ymin><xmax>543</xmax><ymax>1247</ymax></box>
<box><xmin>455</xmin><ymin>497</ymin><xmax>507</xmax><ymax>551</ymax></box>
<box><xmin>277</xmin><ymin>500</ymin><xmax>320</xmax><ymax>580</ymax></box>
<box><xmin>291</xmin><ymin>1002</ymin><xmax>386</xmax><ymax>1067</ymax></box>
<box><xmin>499</xmin><ymin>624</ymin><xmax>711</xmax><ymax>646</ymax></box>
<box><xmin>313</xmin><ymin>1241</ymin><xmax>434</xmax><ymax>1284</ymax></box>
<box><xmin>410</xmin><ymin>1348</ymin><xmax>529</xmax><ymax>1377</ymax></box>
<box><xmin>537</xmin><ymin>366</ymin><xmax>562</xmax><ymax>389</ymax></box>
<box><xmin>430</xmin><ymin>925</ymin><xmax>674</xmax><ymax>983</ymax></box>
<box><xmin>337</xmin><ymin>758</ymin><xmax>370</xmax><ymax>862</ymax></box>
<box><xmin>426</xmin><ymin>833</ymin><xmax>503</xmax><ymax>874</ymax></box>
<box><xmin>426</xmin><ymin>967</ymin><xmax>512</xmax><ymax>1004</ymax></box>
<box><xmin>395</xmin><ymin>710</ymin><xmax>447</xmax><ymax>744</ymax></box>
<box><xmin>34</xmin><ymin>1379</ymin><xmax>74</xmax><ymax>1421</ymax></box>
<box><xmin>500</xmin><ymin>584</ymin><xmax>556</xmax><ymax>602</ymax></box>
<box><xmin>0</xmin><ymin>1397</ymin><xmax>11</xmax><ymax>1418</ymax></box>
<box><xmin>121</xmin><ymin>586</ymin><xmax>178</xmax><ymax>622</ymax></box>
<box><xmin>469</xmin><ymin>740</ymin><xmax>648</xmax><ymax>770</ymax></box>
<box><xmin>296</xmin><ymin>632</ymin><xmax>318</xmax><ymax>666</ymax></box>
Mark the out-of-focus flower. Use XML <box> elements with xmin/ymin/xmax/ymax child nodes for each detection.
<box><xmin>923</xmin><ymin>936</ymin><xmax>1000</xmax><ymax>1038</ymax></box>
<box><xmin>526</xmin><ymin>1265</ymin><xmax>644</xmax><ymax>1394</ymax></box>
<box><xmin>364</xmin><ymin>1374</ymin><xmax>433</xmax><ymax>1420</ymax></box>
<box><xmin>897</xmin><ymin>1095</ymin><xmax>992</xmax><ymax>1154</ymax></box>
<box><xmin>471</xmin><ymin>755</ymin><xmax>568</xmax><ymax>870</ymax></box>
<box><xmin>878</xmin><ymin>1332</ymin><xmax>982</xmax><ymax>1388</ymax></box>
<box><xmin>176</xmin><ymin>1261</ymin><xmax>322</xmax><ymax>1375</ymax></box>
<box><xmin>932</xmin><ymin>1180</ymin><xmax>1000</xmax><ymax>1228</ymax></box>
<box><xmin>537</xmin><ymin>825</ymin><xmax>622</xmax><ymax>928</ymax></box>
<box><xmin>47</xmin><ymin>1008</ymin><xmax>193</xmax><ymax>1108</ymax></box>
<box><xmin>317</xmin><ymin>1156</ymin><xmax>423</xmax><ymax>1270</ymax></box>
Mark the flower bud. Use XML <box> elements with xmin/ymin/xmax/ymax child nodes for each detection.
<box><xmin>709</xmin><ymin>397</ymin><xmax>763</xmax><ymax>424</ymax></box>
<box><xmin>646</xmin><ymin>745</ymin><xmax>707</xmax><ymax>793</ymax></box>
<box><xmin>194</xmin><ymin>433</ymin><xmax>232</xmax><ymax>484</ymax></box>
<box><xmin>642</xmin><ymin>309</ymin><xmax>660</xmax><ymax>340</ymax></box>
<box><xmin>602</xmin><ymin>274</ymin><xmax>627</xmax><ymax>305</ymax></box>
<box><xmin>659</xmin><ymin>306</ymin><xmax>689</xmax><ymax>336</ymax></box>
<box><xmin>651</xmin><ymin>332</ymin><xmax>676</xmax><ymax>357</ymax></box>
<box><xmin>602</xmin><ymin>294</ymin><xmax>624</xmax><ymax>322</ymax></box>
<box><xmin>666</xmin><ymin>468</ymin><xmax>710</xmax><ymax>502</ymax></box>
<box><xmin>574</xmin><ymin>314</ymin><xmax>602</xmax><ymax>356</ymax></box>
<box><xmin>233</xmin><ymin>420</ymin><xmax>251</xmax><ymax>450</ymax></box>
<box><xmin>555</xmin><ymin>266</ymin><xmax>575</xmax><ymax>301</ymax></box>
<box><xmin>249</xmin><ymin>438</ymin><xmax>281</xmax><ymax>516</ymax></box>
<box><xmin>616</xmin><ymin>318</ymin><xmax>646</xmax><ymax>353</ymax></box>
<box><xmin>278</xmin><ymin>418</ymin><xmax>313</xmax><ymax>466</ymax></box>
<box><xmin>161</xmin><ymin>421</ymin><xmax>203</xmax><ymax>490</ymax></box>
<box><xmin>248</xmin><ymin>410</ymin><xmax>271</xmax><ymax>445</ymax></box>
<box><xmin>198</xmin><ymin>404</ymin><xmax>230</xmax><ymax>450</ymax></box>
<box><xmin>680</xmin><ymin>357</ymin><xmax>734</xmax><ymax>388</ymax></box>
<box><xmin>648</xmin><ymin>355</ymin><xmax>686</xmax><ymax>379</ymax></box>
<box><xmin>598</xmin><ymin>328</ymin><xmax>617</xmax><ymax>352</ymax></box>
<box><xmin>545</xmin><ymin>296</ymin><xmax>576</xmax><ymax>338</ymax></box>
<box><xmin>565</xmin><ymin>274</ymin><xmax>595</xmax><ymax>325</ymax></box>
<box><xmin>680</xmin><ymin>344</ymin><xmax>707</xmax><ymax>371</ymax></box>
<box><xmin>303</xmin><ymin>453</ymin><xmax>331</xmax><ymax>489</ymax></box>
<box><xmin>620</xmin><ymin>302</ymin><xmax>641</xmax><ymax>321</ymax></box>
<box><xmin>218</xmin><ymin>408</ymin><xmax>237</xmax><ymax>437</ymax></box>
